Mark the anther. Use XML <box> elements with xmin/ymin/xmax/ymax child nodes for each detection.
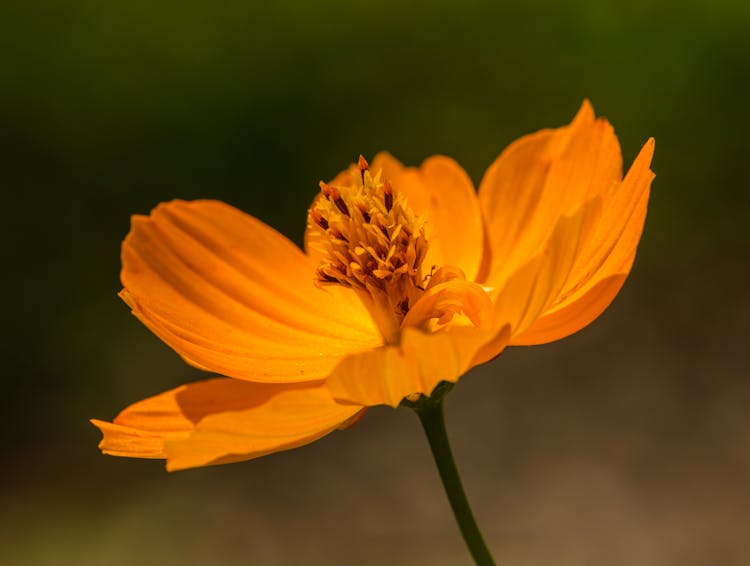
<box><xmin>334</xmin><ymin>195</ymin><xmax>350</xmax><ymax>217</ymax></box>
<box><xmin>311</xmin><ymin>211</ymin><xmax>329</xmax><ymax>230</ymax></box>
<box><xmin>319</xmin><ymin>271</ymin><xmax>340</xmax><ymax>284</ymax></box>
<box><xmin>358</xmin><ymin>154</ymin><xmax>369</xmax><ymax>171</ymax></box>
<box><xmin>358</xmin><ymin>155</ymin><xmax>369</xmax><ymax>185</ymax></box>
<box><xmin>330</xmin><ymin>228</ymin><xmax>348</xmax><ymax>242</ymax></box>
<box><xmin>383</xmin><ymin>180</ymin><xmax>393</xmax><ymax>212</ymax></box>
<box><xmin>357</xmin><ymin>204</ymin><xmax>371</xmax><ymax>223</ymax></box>
<box><xmin>319</xmin><ymin>181</ymin><xmax>332</xmax><ymax>199</ymax></box>
<box><xmin>398</xmin><ymin>298</ymin><xmax>410</xmax><ymax>315</ymax></box>
<box><xmin>322</xmin><ymin>185</ymin><xmax>349</xmax><ymax>217</ymax></box>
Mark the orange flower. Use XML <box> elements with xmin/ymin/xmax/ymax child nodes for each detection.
<box><xmin>92</xmin><ymin>101</ymin><xmax>654</xmax><ymax>471</ymax></box>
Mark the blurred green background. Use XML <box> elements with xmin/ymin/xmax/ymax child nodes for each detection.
<box><xmin>2</xmin><ymin>1</ymin><xmax>748</xmax><ymax>564</ymax></box>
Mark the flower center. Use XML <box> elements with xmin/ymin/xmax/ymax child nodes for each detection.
<box><xmin>307</xmin><ymin>156</ymin><xmax>430</xmax><ymax>343</ymax></box>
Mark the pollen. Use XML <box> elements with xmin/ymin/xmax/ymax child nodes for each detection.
<box><xmin>307</xmin><ymin>157</ymin><xmax>430</xmax><ymax>342</ymax></box>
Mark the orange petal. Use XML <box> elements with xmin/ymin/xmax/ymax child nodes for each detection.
<box><xmin>514</xmin><ymin>139</ymin><xmax>655</xmax><ymax>344</ymax></box>
<box><xmin>402</xmin><ymin>271</ymin><xmax>495</xmax><ymax>331</ymax></box>
<box><xmin>92</xmin><ymin>378</ymin><xmax>269</xmax><ymax>460</ymax></box>
<box><xmin>327</xmin><ymin>325</ymin><xmax>510</xmax><ymax>408</ymax></box>
<box><xmin>122</xmin><ymin>200</ymin><xmax>382</xmax><ymax>382</ymax></box>
<box><xmin>511</xmin><ymin>274</ymin><xmax>627</xmax><ymax>345</ymax></box>
<box><xmin>478</xmin><ymin>101</ymin><xmax>624</xmax><ymax>288</ymax></box>
<box><xmin>91</xmin><ymin>378</ymin><xmax>363</xmax><ymax>470</ymax></box>
<box><xmin>555</xmin><ymin>138</ymin><xmax>654</xmax><ymax>295</ymax></box>
<box><xmin>372</xmin><ymin>152</ymin><xmax>484</xmax><ymax>281</ymax></box>
<box><xmin>369</xmin><ymin>151</ymin><xmax>407</xmax><ymax>185</ymax></box>
<box><xmin>492</xmin><ymin>202</ymin><xmax>595</xmax><ymax>339</ymax></box>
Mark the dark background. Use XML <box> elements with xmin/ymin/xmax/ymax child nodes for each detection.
<box><xmin>2</xmin><ymin>1</ymin><xmax>748</xmax><ymax>564</ymax></box>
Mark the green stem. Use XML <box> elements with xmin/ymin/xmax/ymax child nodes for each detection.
<box><xmin>414</xmin><ymin>396</ymin><xmax>496</xmax><ymax>565</ymax></box>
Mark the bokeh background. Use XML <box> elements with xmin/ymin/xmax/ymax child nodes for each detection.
<box><xmin>2</xmin><ymin>1</ymin><xmax>748</xmax><ymax>564</ymax></box>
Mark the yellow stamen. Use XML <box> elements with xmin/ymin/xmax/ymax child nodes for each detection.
<box><xmin>307</xmin><ymin>158</ymin><xmax>429</xmax><ymax>343</ymax></box>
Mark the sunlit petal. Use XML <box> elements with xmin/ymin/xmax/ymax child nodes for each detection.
<box><xmin>92</xmin><ymin>377</ymin><xmax>362</xmax><ymax>470</ymax></box>
<box><xmin>492</xmin><ymin>201</ymin><xmax>595</xmax><ymax>339</ymax></box>
<box><xmin>327</xmin><ymin>325</ymin><xmax>510</xmax><ymax>407</ymax></box>
<box><xmin>478</xmin><ymin>101</ymin><xmax>623</xmax><ymax>288</ymax></box>
<box><xmin>122</xmin><ymin>200</ymin><xmax>382</xmax><ymax>382</ymax></box>
<box><xmin>514</xmin><ymin>138</ymin><xmax>655</xmax><ymax>344</ymax></box>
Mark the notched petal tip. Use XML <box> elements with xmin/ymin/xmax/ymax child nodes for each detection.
<box><xmin>90</xmin><ymin>418</ymin><xmax>179</xmax><ymax>459</ymax></box>
<box><xmin>92</xmin><ymin>379</ymin><xmax>365</xmax><ymax>471</ymax></box>
<box><xmin>118</xmin><ymin>288</ymin><xmax>134</xmax><ymax>309</ymax></box>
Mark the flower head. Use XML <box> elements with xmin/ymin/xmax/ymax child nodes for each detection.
<box><xmin>92</xmin><ymin>101</ymin><xmax>654</xmax><ymax>471</ymax></box>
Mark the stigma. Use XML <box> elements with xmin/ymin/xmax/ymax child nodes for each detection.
<box><xmin>307</xmin><ymin>156</ymin><xmax>429</xmax><ymax>343</ymax></box>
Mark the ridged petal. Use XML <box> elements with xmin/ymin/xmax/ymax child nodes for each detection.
<box><xmin>477</xmin><ymin>101</ymin><xmax>623</xmax><ymax>288</ymax></box>
<box><xmin>91</xmin><ymin>378</ymin><xmax>362</xmax><ymax>470</ymax></box>
<box><xmin>515</xmin><ymin>139</ymin><xmax>655</xmax><ymax>344</ymax></box>
<box><xmin>479</xmin><ymin>101</ymin><xmax>654</xmax><ymax>344</ymax></box>
<box><xmin>492</xmin><ymin>202</ymin><xmax>595</xmax><ymax>339</ymax></box>
<box><xmin>327</xmin><ymin>325</ymin><xmax>510</xmax><ymax>408</ymax></box>
<box><xmin>122</xmin><ymin>200</ymin><xmax>382</xmax><ymax>382</ymax></box>
<box><xmin>511</xmin><ymin>274</ymin><xmax>627</xmax><ymax>345</ymax></box>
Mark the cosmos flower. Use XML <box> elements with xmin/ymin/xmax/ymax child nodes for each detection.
<box><xmin>92</xmin><ymin>101</ymin><xmax>654</xmax><ymax>471</ymax></box>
